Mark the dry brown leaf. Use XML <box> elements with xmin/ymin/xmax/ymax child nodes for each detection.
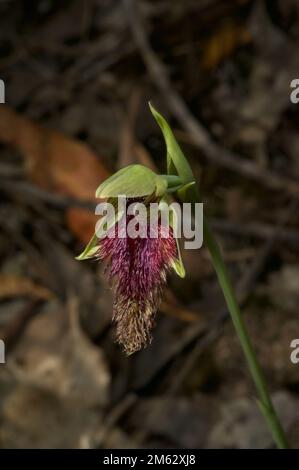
<box><xmin>9</xmin><ymin>297</ymin><xmax>110</xmax><ymax>407</ymax></box>
<box><xmin>0</xmin><ymin>105</ymin><xmax>110</xmax><ymax>243</ymax></box>
<box><xmin>0</xmin><ymin>274</ymin><xmax>53</xmax><ymax>300</ymax></box>
<box><xmin>201</xmin><ymin>21</ymin><xmax>251</xmax><ymax>70</ymax></box>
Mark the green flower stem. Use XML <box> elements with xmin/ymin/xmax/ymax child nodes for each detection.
<box><xmin>181</xmin><ymin>185</ymin><xmax>289</xmax><ymax>449</ymax></box>
<box><xmin>149</xmin><ymin>102</ymin><xmax>289</xmax><ymax>448</ymax></box>
<box><xmin>203</xmin><ymin>215</ymin><xmax>289</xmax><ymax>449</ymax></box>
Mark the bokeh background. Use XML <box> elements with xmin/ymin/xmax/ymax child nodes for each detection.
<box><xmin>0</xmin><ymin>0</ymin><xmax>299</xmax><ymax>449</ymax></box>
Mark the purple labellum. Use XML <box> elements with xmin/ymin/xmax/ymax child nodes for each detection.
<box><xmin>96</xmin><ymin>208</ymin><xmax>178</xmax><ymax>354</ymax></box>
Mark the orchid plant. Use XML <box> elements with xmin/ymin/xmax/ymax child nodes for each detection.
<box><xmin>77</xmin><ymin>103</ymin><xmax>288</xmax><ymax>449</ymax></box>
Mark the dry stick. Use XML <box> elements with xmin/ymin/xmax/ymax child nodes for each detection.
<box><xmin>210</xmin><ymin>218</ymin><xmax>299</xmax><ymax>245</ymax></box>
<box><xmin>123</xmin><ymin>0</ymin><xmax>299</xmax><ymax>198</ymax></box>
<box><xmin>118</xmin><ymin>87</ymin><xmax>143</xmax><ymax>168</ymax></box>
<box><xmin>92</xmin><ymin>393</ymin><xmax>138</xmax><ymax>448</ymax></box>
<box><xmin>0</xmin><ymin>179</ymin><xmax>96</xmax><ymax>211</ymax></box>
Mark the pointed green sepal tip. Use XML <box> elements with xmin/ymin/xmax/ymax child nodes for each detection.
<box><xmin>169</xmin><ymin>210</ymin><xmax>186</xmax><ymax>278</ymax></box>
<box><xmin>76</xmin><ymin>205</ymin><xmax>126</xmax><ymax>261</ymax></box>
<box><xmin>171</xmin><ymin>231</ymin><xmax>186</xmax><ymax>278</ymax></box>
<box><xmin>95</xmin><ymin>164</ymin><xmax>167</xmax><ymax>199</ymax></box>
<box><xmin>172</xmin><ymin>256</ymin><xmax>186</xmax><ymax>278</ymax></box>
<box><xmin>149</xmin><ymin>102</ymin><xmax>195</xmax><ymax>185</ymax></box>
<box><xmin>176</xmin><ymin>181</ymin><xmax>196</xmax><ymax>199</ymax></box>
<box><xmin>76</xmin><ymin>233</ymin><xmax>98</xmax><ymax>261</ymax></box>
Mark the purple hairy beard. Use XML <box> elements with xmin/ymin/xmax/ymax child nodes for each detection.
<box><xmin>96</xmin><ymin>212</ymin><xmax>178</xmax><ymax>354</ymax></box>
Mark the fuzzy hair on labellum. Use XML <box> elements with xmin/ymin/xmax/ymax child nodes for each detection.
<box><xmin>96</xmin><ymin>212</ymin><xmax>178</xmax><ymax>354</ymax></box>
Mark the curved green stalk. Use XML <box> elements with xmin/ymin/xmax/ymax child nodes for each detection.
<box><xmin>203</xmin><ymin>216</ymin><xmax>289</xmax><ymax>449</ymax></box>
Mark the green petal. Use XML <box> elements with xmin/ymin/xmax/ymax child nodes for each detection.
<box><xmin>95</xmin><ymin>164</ymin><xmax>167</xmax><ymax>198</ymax></box>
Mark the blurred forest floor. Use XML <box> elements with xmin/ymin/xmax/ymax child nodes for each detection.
<box><xmin>0</xmin><ymin>0</ymin><xmax>299</xmax><ymax>448</ymax></box>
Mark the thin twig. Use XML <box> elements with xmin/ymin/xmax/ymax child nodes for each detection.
<box><xmin>0</xmin><ymin>179</ymin><xmax>95</xmax><ymax>211</ymax></box>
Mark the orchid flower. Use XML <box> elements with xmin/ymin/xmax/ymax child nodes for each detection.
<box><xmin>77</xmin><ymin>162</ymin><xmax>187</xmax><ymax>354</ymax></box>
